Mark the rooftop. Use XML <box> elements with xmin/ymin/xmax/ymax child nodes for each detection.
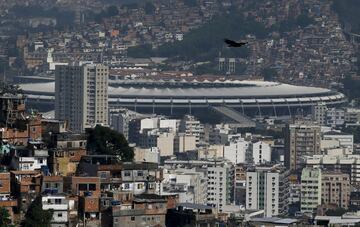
<box><xmin>176</xmin><ymin>203</ymin><xmax>214</xmax><ymax>210</ymax></box>
<box><xmin>19</xmin><ymin>80</ymin><xmax>338</xmax><ymax>98</ymax></box>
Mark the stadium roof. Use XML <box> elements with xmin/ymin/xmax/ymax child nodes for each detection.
<box><xmin>19</xmin><ymin>80</ymin><xmax>335</xmax><ymax>98</ymax></box>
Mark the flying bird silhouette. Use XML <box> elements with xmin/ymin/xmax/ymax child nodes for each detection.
<box><xmin>224</xmin><ymin>39</ymin><xmax>248</xmax><ymax>47</ymax></box>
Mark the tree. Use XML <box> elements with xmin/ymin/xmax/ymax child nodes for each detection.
<box><xmin>127</xmin><ymin>44</ymin><xmax>154</xmax><ymax>58</ymax></box>
<box><xmin>0</xmin><ymin>207</ymin><xmax>13</xmax><ymax>227</ymax></box>
<box><xmin>152</xmin><ymin>10</ymin><xmax>267</xmax><ymax>61</ymax></box>
<box><xmin>325</xmin><ymin>207</ymin><xmax>347</xmax><ymax>216</ymax></box>
<box><xmin>86</xmin><ymin>125</ymin><xmax>134</xmax><ymax>161</ymax></box>
<box><xmin>296</xmin><ymin>14</ymin><xmax>314</xmax><ymax>27</ymax></box>
<box><xmin>342</xmin><ymin>76</ymin><xmax>360</xmax><ymax>100</ymax></box>
<box><xmin>22</xmin><ymin>197</ymin><xmax>53</xmax><ymax>227</ymax></box>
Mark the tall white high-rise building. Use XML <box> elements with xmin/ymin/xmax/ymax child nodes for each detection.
<box><xmin>206</xmin><ymin>161</ymin><xmax>234</xmax><ymax>212</ymax></box>
<box><xmin>246</xmin><ymin>165</ymin><xmax>290</xmax><ymax>217</ymax></box>
<box><xmin>55</xmin><ymin>64</ymin><xmax>108</xmax><ymax>132</ymax></box>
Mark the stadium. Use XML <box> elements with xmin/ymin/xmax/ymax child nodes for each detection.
<box><xmin>19</xmin><ymin>79</ymin><xmax>346</xmax><ymax>117</ymax></box>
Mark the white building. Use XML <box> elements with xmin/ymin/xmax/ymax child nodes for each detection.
<box><xmin>246</xmin><ymin>166</ymin><xmax>289</xmax><ymax>217</ymax></box>
<box><xmin>42</xmin><ymin>194</ymin><xmax>69</xmax><ymax>227</ymax></box>
<box><xmin>18</xmin><ymin>150</ymin><xmax>48</xmax><ymax>171</ymax></box>
<box><xmin>326</xmin><ymin>108</ymin><xmax>345</xmax><ymax>127</ymax></box>
<box><xmin>140</xmin><ymin>118</ymin><xmax>159</xmax><ymax>132</ymax></box>
<box><xmin>159</xmin><ymin>119</ymin><xmax>179</xmax><ymax>133</ymax></box>
<box><xmin>300</xmin><ymin>167</ymin><xmax>322</xmax><ymax>214</ymax></box>
<box><xmin>323</xmin><ymin>131</ymin><xmax>354</xmax><ymax>154</ymax></box>
<box><xmin>345</xmin><ymin>108</ymin><xmax>360</xmax><ymax>123</ymax></box>
<box><xmin>55</xmin><ymin>64</ymin><xmax>108</xmax><ymax>132</ymax></box>
<box><xmin>224</xmin><ymin>138</ymin><xmax>249</xmax><ymax>164</ymax></box>
<box><xmin>251</xmin><ymin>141</ymin><xmax>271</xmax><ymax>165</ymax></box>
<box><xmin>207</xmin><ymin>161</ymin><xmax>234</xmax><ymax>212</ymax></box>
<box><xmin>134</xmin><ymin>147</ymin><xmax>160</xmax><ymax>163</ymax></box>
<box><xmin>174</xmin><ymin>133</ymin><xmax>197</xmax><ymax>153</ymax></box>
<box><xmin>305</xmin><ymin>154</ymin><xmax>360</xmax><ymax>186</ymax></box>
<box><xmin>139</xmin><ymin>117</ymin><xmax>178</xmax><ymax>134</ymax></box>
<box><xmin>139</xmin><ymin>129</ymin><xmax>175</xmax><ymax>157</ymax></box>
<box><xmin>163</xmin><ymin>159</ymin><xmax>235</xmax><ymax>212</ymax></box>
<box><xmin>110</xmin><ymin>108</ymin><xmax>145</xmax><ymax>140</ymax></box>
<box><xmin>209</xmin><ymin>124</ymin><xmax>236</xmax><ymax>145</ymax></box>
<box><xmin>162</xmin><ymin>169</ymin><xmax>207</xmax><ymax>205</ymax></box>
<box><xmin>180</xmin><ymin>115</ymin><xmax>204</xmax><ymax>146</ymax></box>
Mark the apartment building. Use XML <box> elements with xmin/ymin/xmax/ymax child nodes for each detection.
<box><xmin>321</xmin><ymin>172</ymin><xmax>350</xmax><ymax>209</ymax></box>
<box><xmin>284</xmin><ymin>123</ymin><xmax>321</xmax><ymax>170</ymax></box>
<box><xmin>55</xmin><ymin>64</ymin><xmax>108</xmax><ymax>132</ymax></box>
<box><xmin>300</xmin><ymin>167</ymin><xmax>322</xmax><ymax>214</ymax></box>
<box><xmin>246</xmin><ymin>165</ymin><xmax>290</xmax><ymax>217</ymax></box>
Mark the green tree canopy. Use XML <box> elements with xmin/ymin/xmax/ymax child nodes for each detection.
<box><xmin>342</xmin><ymin>76</ymin><xmax>360</xmax><ymax>100</ymax></box>
<box><xmin>22</xmin><ymin>197</ymin><xmax>53</xmax><ymax>227</ymax></box>
<box><xmin>128</xmin><ymin>10</ymin><xmax>265</xmax><ymax>61</ymax></box>
<box><xmin>0</xmin><ymin>207</ymin><xmax>13</xmax><ymax>227</ymax></box>
<box><xmin>86</xmin><ymin>125</ymin><xmax>134</xmax><ymax>161</ymax></box>
<box><xmin>325</xmin><ymin>207</ymin><xmax>347</xmax><ymax>216</ymax></box>
<box><xmin>333</xmin><ymin>0</ymin><xmax>360</xmax><ymax>32</ymax></box>
<box><xmin>127</xmin><ymin>44</ymin><xmax>154</xmax><ymax>58</ymax></box>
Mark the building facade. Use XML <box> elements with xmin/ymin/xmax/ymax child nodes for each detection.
<box><xmin>300</xmin><ymin>167</ymin><xmax>322</xmax><ymax>214</ymax></box>
<box><xmin>207</xmin><ymin>162</ymin><xmax>234</xmax><ymax>213</ymax></box>
<box><xmin>321</xmin><ymin>172</ymin><xmax>350</xmax><ymax>209</ymax></box>
<box><xmin>246</xmin><ymin>166</ymin><xmax>290</xmax><ymax>217</ymax></box>
<box><xmin>55</xmin><ymin>64</ymin><xmax>108</xmax><ymax>132</ymax></box>
<box><xmin>285</xmin><ymin>123</ymin><xmax>321</xmax><ymax>170</ymax></box>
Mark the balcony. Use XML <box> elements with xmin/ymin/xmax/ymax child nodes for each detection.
<box><xmin>42</xmin><ymin>203</ymin><xmax>68</xmax><ymax>210</ymax></box>
<box><xmin>100</xmin><ymin>177</ymin><xmax>122</xmax><ymax>184</ymax></box>
<box><xmin>0</xmin><ymin>199</ymin><xmax>17</xmax><ymax>207</ymax></box>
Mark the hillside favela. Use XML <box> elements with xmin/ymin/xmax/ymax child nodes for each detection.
<box><xmin>1</xmin><ymin>0</ymin><xmax>360</xmax><ymax>226</ymax></box>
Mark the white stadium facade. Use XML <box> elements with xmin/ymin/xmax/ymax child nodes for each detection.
<box><xmin>19</xmin><ymin>80</ymin><xmax>346</xmax><ymax>116</ymax></box>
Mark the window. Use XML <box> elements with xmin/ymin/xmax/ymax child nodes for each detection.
<box><xmin>137</xmin><ymin>171</ymin><xmax>143</xmax><ymax>177</ymax></box>
<box><xmin>78</xmin><ymin>184</ymin><xmax>87</xmax><ymax>191</ymax></box>
<box><xmin>131</xmin><ymin>216</ymin><xmax>135</xmax><ymax>221</ymax></box>
<box><xmin>124</xmin><ymin>171</ymin><xmax>131</xmax><ymax>177</ymax></box>
<box><xmin>55</xmin><ymin>199</ymin><xmax>62</xmax><ymax>204</ymax></box>
<box><xmin>99</xmin><ymin>172</ymin><xmax>107</xmax><ymax>179</ymax></box>
<box><xmin>57</xmin><ymin>213</ymin><xmax>63</xmax><ymax>217</ymax></box>
<box><xmin>88</xmin><ymin>184</ymin><xmax>96</xmax><ymax>191</ymax></box>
